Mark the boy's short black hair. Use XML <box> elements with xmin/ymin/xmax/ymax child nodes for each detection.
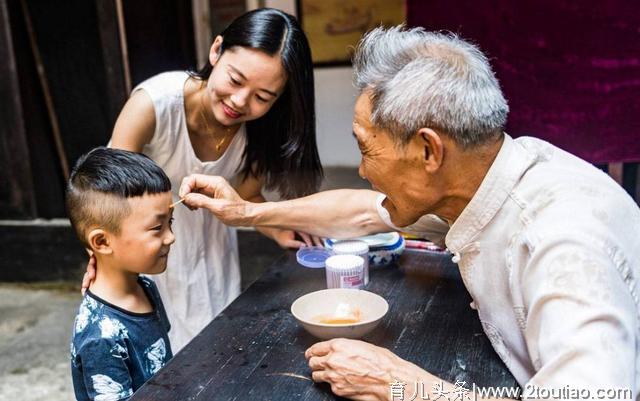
<box><xmin>66</xmin><ymin>147</ymin><xmax>171</xmax><ymax>247</ymax></box>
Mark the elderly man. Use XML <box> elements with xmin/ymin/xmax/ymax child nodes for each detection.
<box><xmin>179</xmin><ymin>26</ymin><xmax>640</xmax><ymax>400</ymax></box>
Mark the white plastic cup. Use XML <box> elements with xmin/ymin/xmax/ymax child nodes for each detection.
<box><xmin>325</xmin><ymin>254</ymin><xmax>365</xmax><ymax>290</ymax></box>
<box><xmin>331</xmin><ymin>240</ymin><xmax>370</xmax><ymax>285</ymax></box>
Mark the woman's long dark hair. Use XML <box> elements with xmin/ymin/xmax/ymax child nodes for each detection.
<box><xmin>189</xmin><ymin>8</ymin><xmax>322</xmax><ymax>199</ymax></box>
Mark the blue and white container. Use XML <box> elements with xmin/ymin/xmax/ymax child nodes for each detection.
<box><xmin>325</xmin><ymin>232</ymin><xmax>405</xmax><ymax>267</ymax></box>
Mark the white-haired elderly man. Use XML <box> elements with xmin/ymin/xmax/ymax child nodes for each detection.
<box><xmin>179</xmin><ymin>27</ymin><xmax>640</xmax><ymax>400</ymax></box>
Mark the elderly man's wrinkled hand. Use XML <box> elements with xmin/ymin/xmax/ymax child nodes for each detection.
<box><xmin>305</xmin><ymin>338</ymin><xmax>405</xmax><ymax>401</ymax></box>
<box><xmin>179</xmin><ymin>174</ymin><xmax>241</xmax><ymax>202</ymax></box>
<box><xmin>178</xmin><ymin>174</ymin><xmax>252</xmax><ymax>226</ymax></box>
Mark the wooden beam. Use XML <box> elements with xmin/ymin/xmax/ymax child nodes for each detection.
<box><xmin>0</xmin><ymin>0</ymin><xmax>37</xmax><ymax>219</ymax></box>
<box><xmin>19</xmin><ymin>0</ymin><xmax>69</xmax><ymax>180</ymax></box>
<box><xmin>95</xmin><ymin>0</ymin><xmax>128</xmax><ymax>124</ymax></box>
<box><xmin>114</xmin><ymin>0</ymin><xmax>132</xmax><ymax>93</ymax></box>
<box><xmin>192</xmin><ymin>0</ymin><xmax>212</xmax><ymax>68</ymax></box>
<box><xmin>608</xmin><ymin>162</ymin><xmax>624</xmax><ymax>185</ymax></box>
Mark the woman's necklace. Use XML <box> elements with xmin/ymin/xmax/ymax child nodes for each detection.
<box><xmin>198</xmin><ymin>88</ymin><xmax>233</xmax><ymax>152</ymax></box>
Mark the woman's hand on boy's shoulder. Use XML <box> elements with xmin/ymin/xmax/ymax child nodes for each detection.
<box><xmin>81</xmin><ymin>254</ymin><xmax>97</xmax><ymax>295</ymax></box>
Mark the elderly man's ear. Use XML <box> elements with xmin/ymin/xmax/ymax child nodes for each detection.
<box><xmin>417</xmin><ymin>128</ymin><xmax>444</xmax><ymax>173</ymax></box>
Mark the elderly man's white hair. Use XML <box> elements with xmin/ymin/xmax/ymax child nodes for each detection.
<box><xmin>353</xmin><ymin>26</ymin><xmax>509</xmax><ymax>148</ymax></box>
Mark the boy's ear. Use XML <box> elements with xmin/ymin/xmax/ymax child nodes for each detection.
<box><xmin>87</xmin><ymin>228</ymin><xmax>113</xmax><ymax>255</ymax></box>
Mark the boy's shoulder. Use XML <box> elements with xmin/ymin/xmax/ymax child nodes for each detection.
<box><xmin>71</xmin><ymin>293</ymin><xmax>130</xmax><ymax>349</ymax></box>
<box><xmin>138</xmin><ymin>276</ymin><xmax>159</xmax><ymax>298</ymax></box>
<box><xmin>70</xmin><ymin>295</ymin><xmax>135</xmax><ymax>401</ymax></box>
<box><xmin>138</xmin><ymin>276</ymin><xmax>167</xmax><ymax>315</ymax></box>
<box><xmin>70</xmin><ymin>278</ymin><xmax>173</xmax><ymax>401</ymax></box>
<box><xmin>72</xmin><ymin>277</ymin><xmax>169</xmax><ymax>350</ymax></box>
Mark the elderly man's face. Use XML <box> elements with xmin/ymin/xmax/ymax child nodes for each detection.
<box><xmin>352</xmin><ymin>93</ymin><xmax>436</xmax><ymax>226</ymax></box>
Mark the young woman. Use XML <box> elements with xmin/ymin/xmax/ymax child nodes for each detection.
<box><xmin>88</xmin><ymin>8</ymin><xmax>323</xmax><ymax>350</ymax></box>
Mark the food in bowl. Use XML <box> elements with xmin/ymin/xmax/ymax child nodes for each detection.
<box><xmin>315</xmin><ymin>302</ymin><xmax>362</xmax><ymax>324</ymax></box>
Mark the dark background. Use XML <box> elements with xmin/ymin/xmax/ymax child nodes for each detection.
<box><xmin>0</xmin><ymin>0</ymin><xmax>638</xmax><ymax>281</ymax></box>
<box><xmin>408</xmin><ymin>0</ymin><xmax>640</xmax><ymax>165</ymax></box>
<box><xmin>1</xmin><ymin>0</ymin><xmax>196</xmax><ymax>219</ymax></box>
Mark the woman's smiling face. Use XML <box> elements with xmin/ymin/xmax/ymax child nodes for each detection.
<box><xmin>204</xmin><ymin>37</ymin><xmax>287</xmax><ymax>126</ymax></box>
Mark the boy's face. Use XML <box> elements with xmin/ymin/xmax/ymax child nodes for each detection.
<box><xmin>109</xmin><ymin>192</ymin><xmax>175</xmax><ymax>275</ymax></box>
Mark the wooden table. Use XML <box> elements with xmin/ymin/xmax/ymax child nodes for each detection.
<box><xmin>131</xmin><ymin>250</ymin><xmax>518</xmax><ymax>400</ymax></box>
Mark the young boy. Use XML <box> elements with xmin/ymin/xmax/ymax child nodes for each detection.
<box><xmin>67</xmin><ymin>147</ymin><xmax>175</xmax><ymax>401</ymax></box>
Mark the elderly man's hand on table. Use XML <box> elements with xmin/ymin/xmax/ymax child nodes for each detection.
<box><xmin>305</xmin><ymin>338</ymin><xmax>430</xmax><ymax>401</ymax></box>
<box><xmin>305</xmin><ymin>339</ymin><xmax>518</xmax><ymax>401</ymax></box>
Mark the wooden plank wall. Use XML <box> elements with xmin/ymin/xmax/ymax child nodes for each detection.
<box><xmin>0</xmin><ymin>0</ymin><xmax>36</xmax><ymax>219</ymax></box>
<box><xmin>0</xmin><ymin>0</ymin><xmax>196</xmax><ymax>219</ymax></box>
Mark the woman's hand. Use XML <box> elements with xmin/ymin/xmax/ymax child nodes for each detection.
<box><xmin>81</xmin><ymin>254</ymin><xmax>97</xmax><ymax>295</ymax></box>
<box><xmin>264</xmin><ymin>228</ymin><xmax>324</xmax><ymax>249</ymax></box>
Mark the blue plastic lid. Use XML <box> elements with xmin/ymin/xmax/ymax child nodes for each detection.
<box><xmin>296</xmin><ymin>246</ymin><xmax>333</xmax><ymax>268</ymax></box>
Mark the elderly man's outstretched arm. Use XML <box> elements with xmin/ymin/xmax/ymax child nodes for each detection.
<box><xmin>179</xmin><ymin>174</ymin><xmax>392</xmax><ymax>239</ymax></box>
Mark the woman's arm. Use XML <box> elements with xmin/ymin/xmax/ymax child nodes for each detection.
<box><xmin>110</xmin><ymin>90</ymin><xmax>156</xmax><ymax>152</ymax></box>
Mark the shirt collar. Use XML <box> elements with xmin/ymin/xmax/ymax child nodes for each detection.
<box><xmin>445</xmin><ymin>134</ymin><xmax>538</xmax><ymax>253</ymax></box>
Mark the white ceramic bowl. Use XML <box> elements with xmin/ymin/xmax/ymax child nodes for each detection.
<box><xmin>291</xmin><ymin>289</ymin><xmax>389</xmax><ymax>340</ymax></box>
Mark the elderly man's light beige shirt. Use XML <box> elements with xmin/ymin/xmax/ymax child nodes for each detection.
<box><xmin>378</xmin><ymin>134</ymin><xmax>640</xmax><ymax>398</ymax></box>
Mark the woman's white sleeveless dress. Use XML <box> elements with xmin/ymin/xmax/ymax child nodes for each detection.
<box><xmin>133</xmin><ymin>71</ymin><xmax>246</xmax><ymax>351</ymax></box>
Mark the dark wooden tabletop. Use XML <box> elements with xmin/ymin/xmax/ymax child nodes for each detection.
<box><xmin>131</xmin><ymin>250</ymin><xmax>518</xmax><ymax>401</ymax></box>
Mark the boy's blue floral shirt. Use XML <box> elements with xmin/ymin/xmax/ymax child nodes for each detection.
<box><xmin>70</xmin><ymin>277</ymin><xmax>172</xmax><ymax>401</ymax></box>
